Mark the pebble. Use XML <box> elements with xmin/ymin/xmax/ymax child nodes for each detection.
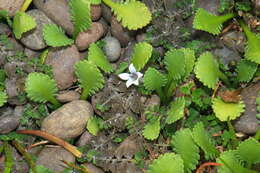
<box><xmin>75</xmin><ymin>22</ymin><xmax>104</xmax><ymax>51</ymax></box>
<box><xmin>0</xmin><ymin>23</ymin><xmax>11</xmax><ymax>35</ymax></box>
<box><xmin>111</xmin><ymin>16</ymin><xmax>135</xmax><ymax>47</ymax></box>
<box><xmin>101</xmin><ymin>3</ymin><xmax>112</xmax><ymax>23</ymax></box>
<box><xmin>5</xmin><ymin>78</ymin><xmax>19</xmax><ymax>98</ymax></box>
<box><xmin>24</xmin><ymin>48</ymin><xmax>40</xmax><ymax>59</ymax></box>
<box><xmin>221</xmin><ymin>31</ymin><xmax>246</xmax><ymax>53</ymax></box>
<box><xmin>41</xmin><ymin>100</ymin><xmax>93</xmax><ymax>139</ymax></box>
<box><xmin>36</xmin><ymin>146</ymin><xmax>75</xmax><ymax>172</ymax></box>
<box><xmin>0</xmin><ymin>0</ymin><xmax>24</xmax><ymax>16</ymax></box>
<box><xmin>145</xmin><ymin>95</ymin><xmax>161</xmax><ymax>108</ymax></box>
<box><xmin>45</xmin><ymin>45</ymin><xmax>81</xmax><ymax>90</ymax></box>
<box><xmin>20</xmin><ymin>9</ymin><xmax>54</xmax><ymax>50</ymax></box>
<box><xmin>56</xmin><ymin>90</ymin><xmax>80</xmax><ymax>103</ymax></box>
<box><xmin>91</xmin><ymin>5</ymin><xmax>102</xmax><ymax>21</ymax></box>
<box><xmin>213</xmin><ymin>46</ymin><xmax>241</xmax><ymax>66</ymax></box>
<box><xmin>196</xmin><ymin>0</ymin><xmax>220</xmax><ymax>15</ymax></box>
<box><xmin>83</xmin><ymin>163</ymin><xmax>104</xmax><ymax>173</ymax></box>
<box><xmin>234</xmin><ymin>81</ymin><xmax>260</xmax><ymax>134</ymax></box>
<box><xmin>33</xmin><ymin>0</ymin><xmax>74</xmax><ymax>35</ymax></box>
<box><xmin>76</xmin><ymin>131</ymin><xmax>93</xmax><ymax>147</ymax></box>
<box><xmin>0</xmin><ymin>106</ymin><xmax>23</xmax><ymax>134</ymax></box>
<box><xmin>103</xmin><ymin>36</ymin><xmax>121</xmax><ymax>62</ymax></box>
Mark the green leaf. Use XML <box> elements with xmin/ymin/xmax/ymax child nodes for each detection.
<box><xmin>87</xmin><ymin>116</ymin><xmax>103</xmax><ymax>136</ymax></box>
<box><xmin>171</xmin><ymin>129</ymin><xmax>200</xmax><ymax>173</ymax></box>
<box><xmin>4</xmin><ymin>142</ymin><xmax>13</xmax><ymax>173</ymax></box>
<box><xmin>102</xmin><ymin>0</ymin><xmax>151</xmax><ymax>30</ymax></box>
<box><xmin>166</xmin><ymin>97</ymin><xmax>185</xmax><ymax>124</ymax></box>
<box><xmin>69</xmin><ymin>0</ymin><xmax>92</xmax><ymax>38</ymax></box>
<box><xmin>217</xmin><ymin>150</ymin><xmax>257</xmax><ymax>173</ymax></box>
<box><xmin>131</xmin><ymin>42</ymin><xmax>153</xmax><ymax>71</ymax></box>
<box><xmin>43</xmin><ymin>24</ymin><xmax>74</xmax><ymax>47</ymax></box>
<box><xmin>25</xmin><ymin>72</ymin><xmax>60</xmax><ymax>106</ymax></box>
<box><xmin>142</xmin><ymin>117</ymin><xmax>161</xmax><ymax>140</ymax></box>
<box><xmin>236</xmin><ymin>59</ymin><xmax>258</xmax><ymax>82</ymax></box>
<box><xmin>194</xmin><ymin>52</ymin><xmax>219</xmax><ymax>89</ymax></box>
<box><xmin>192</xmin><ymin>122</ymin><xmax>219</xmax><ymax>160</ymax></box>
<box><xmin>240</xmin><ymin>21</ymin><xmax>260</xmax><ymax>64</ymax></box>
<box><xmin>193</xmin><ymin>8</ymin><xmax>235</xmax><ymax>35</ymax></box>
<box><xmin>0</xmin><ymin>91</ymin><xmax>7</xmax><ymax>107</ymax></box>
<box><xmin>212</xmin><ymin>98</ymin><xmax>245</xmax><ymax>121</ymax></box>
<box><xmin>237</xmin><ymin>138</ymin><xmax>260</xmax><ymax>164</ymax></box>
<box><xmin>181</xmin><ymin>48</ymin><xmax>195</xmax><ymax>79</ymax></box>
<box><xmin>74</xmin><ymin>60</ymin><xmax>104</xmax><ymax>100</ymax></box>
<box><xmin>164</xmin><ymin>49</ymin><xmax>186</xmax><ymax>80</ymax></box>
<box><xmin>0</xmin><ymin>10</ymin><xmax>12</xmax><ymax>27</ymax></box>
<box><xmin>144</xmin><ymin>67</ymin><xmax>167</xmax><ymax>91</ymax></box>
<box><xmin>148</xmin><ymin>153</ymin><xmax>184</xmax><ymax>173</ymax></box>
<box><xmin>13</xmin><ymin>11</ymin><xmax>37</xmax><ymax>39</ymax></box>
<box><xmin>89</xmin><ymin>0</ymin><xmax>101</xmax><ymax>5</ymax></box>
<box><xmin>30</xmin><ymin>165</ymin><xmax>54</xmax><ymax>173</ymax></box>
<box><xmin>88</xmin><ymin>43</ymin><xmax>113</xmax><ymax>73</ymax></box>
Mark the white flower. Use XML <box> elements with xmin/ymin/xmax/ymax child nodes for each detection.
<box><xmin>118</xmin><ymin>64</ymin><xmax>143</xmax><ymax>88</ymax></box>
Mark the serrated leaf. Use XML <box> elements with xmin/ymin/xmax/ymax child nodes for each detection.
<box><xmin>212</xmin><ymin>98</ymin><xmax>245</xmax><ymax>121</ymax></box>
<box><xmin>142</xmin><ymin>117</ymin><xmax>161</xmax><ymax>140</ymax></box>
<box><xmin>30</xmin><ymin>165</ymin><xmax>54</xmax><ymax>173</ymax></box>
<box><xmin>88</xmin><ymin>43</ymin><xmax>113</xmax><ymax>73</ymax></box>
<box><xmin>74</xmin><ymin>60</ymin><xmax>104</xmax><ymax>100</ymax></box>
<box><xmin>25</xmin><ymin>72</ymin><xmax>59</xmax><ymax>106</ymax></box>
<box><xmin>87</xmin><ymin>116</ymin><xmax>102</xmax><ymax>136</ymax></box>
<box><xmin>193</xmin><ymin>8</ymin><xmax>235</xmax><ymax>35</ymax></box>
<box><xmin>69</xmin><ymin>0</ymin><xmax>92</xmax><ymax>38</ymax></box>
<box><xmin>0</xmin><ymin>10</ymin><xmax>12</xmax><ymax>27</ymax></box>
<box><xmin>148</xmin><ymin>153</ymin><xmax>184</xmax><ymax>173</ymax></box>
<box><xmin>192</xmin><ymin>122</ymin><xmax>219</xmax><ymax>160</ymax></box>
<box><xmin>143</xmin><ymin>67</ymin><xmax>167</xmax><ymax>91</ymax></box>
<box><xmin>237</xmin><ymin>138</ymin><xmax>260</xmax><ymax>164</ymax></box>
<box><xmin>89</xmin><ymin>0</ymin><xmax>101</xmax><ymax>5</ymax></box>
<box><xmin>0</xmin><ymin>91</ymin><xmax>7</xmax><ymax>107</ymax></box>
<box><xmin>103</xmin><ymin>0</ymin><xmax>151</xmax><ymax>30</ymax></box>
<box><xmin>236</xmin><ymin>59</ymin><xmax>258</xmax><ymax>82</ymax></box>
<box><xmin>240</xmin><ymin>21</ymin><xmax>260</xmax><ymax>64</ymax></box>
<box><xmin>217</xmin><ymin>150</ymin><xmax>254</xmax><ymax>173</ymax></box>
<box><xmin>171</xmin><ymin>129</ymin><xmax>199</xmax><ymax>173</ymax></box>
<box><xmin>164</xmin><ymin>49</ymin><xmax>186</xmax><ymax>80</ymax></box>
<box><xmin>43</xmin><ymin>24</ymin><xmax>74</xmax><ymax>47</ymax></box>
<box><xmin>13</xmin><ymin>11</ymin><xmax>36</xmax><ymax>39</ymax></box>
<box><xmin>194</xmin><ymin>52</ymin><xmax>219</xmax><ymax>89</ymax></box>
<box><xmin>166</xmin><ymin>97</ymin><xmax>185</xmax><ymax>124</ymax></box>
<box><xmin>181</xmin><ymin>48</ymin><xmax>195</xmax><ymax>79</ymax></box>
<box><xmin>131</xmin><ymin>42</ymin><xmax>153</xmax><ymax>71</ymax></box>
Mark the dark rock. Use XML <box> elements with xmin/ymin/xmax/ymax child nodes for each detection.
<box><xmin>76</xmin><ymin>131</ymin><xmax>93</xmax><ymax>147</ymax></box>
<box><xmin>221</xmin><ymin>31</ymin><xmax>246</xmax><ymax>53</ymax></box>
<box><xmin>20</xmin><ymin>9</ymin><xmax>54</xmax><ymax>50</ymax></box>
<box><xmin>46</xmin><ymin>45</ymin><xmax>81</xmax><ymax>89</ymax></box>
<box><xmin>91</xmin><ymin>5</ymin><xmax>102</xmax><ymax>21</ymax></box>
<box><xmin>33</xmin><ymin>0</ymin><xmax>74</xmax><ymax>35</ymax></box>
<box><xmin>213</xmin><ymin>46</ymin><xmax>241</xmax><ymax>66</ymax></box>
<box><xmin>103</xmin><ymin>36</ymin><xmax>121</xmax><ymax>62</ymax></box>
<box><xmin>101</xmin><ymin>3</ymin><xmax>112</xmax><ymax>23</ymax></box>
<box><xmin>234</xmin><ymin>81</ymin><xmax>260</xmax><ymax>134</ymax></box>
<box><xmin>36</xmin><ymin>146</ymin><xmax>75</xmax><ymax>172</ymax></box>
<box><xmin>0</xmin><ymin>23</ymin><xmax>11</xmax><ymax>35</ymax></box>
<box><xmin>0</xmin><ymin>107</ymin><xmax>21</xmax><ymax>134</ymax></box>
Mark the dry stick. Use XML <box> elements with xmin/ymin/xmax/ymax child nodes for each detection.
<box><xmin>195</xmin><ymin>162</ymin><xmax>222</xmax><ymax>173</ymax></box>
<box><xmin>16</xmin><ymin>130</ymin><xmax>82</xmax><ymax>158</ymax></box>
<box><xmin>11</xmin><ymin>140</ymin><xmax>37</xmax><ymax>173</ymax></box>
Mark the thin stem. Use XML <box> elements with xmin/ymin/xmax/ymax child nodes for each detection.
<box><xmin>218</xmin><ymin>71</ymin><xmax>231</xmax><ymax>87</ymax></box>
<box><xmin>156</xmin><ymin>87</ymin><xmax>165</xmax><ymax>103</ymax></box>
<box><xmin>239</xmin><ymin>20</ymin><xmax>253</xmax><ymax>40</ymax></box>
<box><xmin>218</xmin><ymin>13</ymin><xmax>236</xmax><ymax>23</ymax></box>
<box><xmin>12</xmin><ymin>140</ymin><xmax>37</xmax><ymax>173</ymax></box>
<box><xmin>80</xmin><ymin>88</ymin><xmax>89</xmax><ymax>100</ymax></box>
<box><xmin>227</xmin><ymin>120</ymin><xmax>239</xmax><ymax>149</ymax></box>
<box><xmin>49</xmin><ymin>96</ymin><xmax>61</xmax><ymax>108</ymax></box>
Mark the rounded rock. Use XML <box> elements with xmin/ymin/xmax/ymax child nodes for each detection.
<box><xmin>0</xmin><ymin>0</ymin><xmax>24</xmax><ymax>16</ymax></box>
<box><xmin>57</xmin><ymin>90</ymin><xmax>80</xmax><ymax>103</ymax></box>
<box><xmin>45</xmin><ymin>45</ymin><xmax>81</xmax><ymax>89</ymax></box>
<box><xmin>36</xmin><ymin>146</ymin><xmax>75</xmax><ymax>172</ymax></box>
<box><xmin>75</xmin><ymin>22</ymin><xmax>104</xmax><ymax>51</ymax></box>
<box><xmin>20</xmin><ymin>9</ymin><xmax>54</xmax><ymax>50</ymax></box>
<box><xmin>41</xmin><ymin>100</ymin><xmax>93</xmax><ymax>139</ymax></box>
<box><xmin>91</xmin><ymin>5</ymin><xmax>102</xmax><ymax>21</ymax></box>
<box><xmin>103</xmin><ymin>36</ymin><xmax>121</xmax><ymax>62</ymax></box>
<box><xmin>0</xmin><ymin>107</ymin><xmax>20</xmax><ymax>134</ymax></box>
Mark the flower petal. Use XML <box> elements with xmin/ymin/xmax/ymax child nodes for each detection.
<box><xmin>129</xmin><ymin>64</ymin><xmax>136</xmax><ymax>73</ymax></box>
<box><xmin>126</xmin><ymin>78</ymin><xmax>135</xmax><ymax>88</ymax></box>
<box><xmin>133</xmin><ymin>79</ymin><xmax>139</xmax><ymax>86</ymax></box>
<box><xmin>137</xmin><ymin>72</ymin><xmax>143</xmax><ymax>78</ymax></box>
<box><xmin>118</xmin><ymin>73</ymin><xmax>130</xmax><ymax>80</ymax></box>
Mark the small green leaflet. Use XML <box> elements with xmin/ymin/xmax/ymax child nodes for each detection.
<box><xmin>43</xmin><ymin>24</ymin><xmax>74</xmax><ymax>47</ymax></box>
<box><xmin>87</xmin><ymin>116</ymin><xmax>104</xmax><ymax>136</ymax></box>
<box><xmin>0</xmin><ymin>91</ymin><xmax>7</xmax><ymax>107</ymax></box>
<box><xmin>13</xmin><ymin>11</ymin><xmax>37</xmax><ymax>39</ymax></box>
<box><xmin>166</xmin><ymin>97</ymin><xmax>185</xmax><ymax>124</ymax></box>
<box><xmin>142</xmin><ymin>117</ymin><xmax>161</xmax><ymax>140</ymax></box>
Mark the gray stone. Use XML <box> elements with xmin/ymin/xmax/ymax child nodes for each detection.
<box><xmin>75</xmin><ymin>22</ymin><xmax>105</xmax><ymax>51</ymax></box>
<box><xmin>36</xmin><ymin>146</ymin><xmax>75</xmax><ymax>172</ymax></box>
<box><xmin>196</xmin><ymin>0</ymin><xmax>220</xmax><ymax>15</ymax></box>
<box><xmin>234</xmin><ymin>81</ymin><xmax>260</xmax><ymax>134</ymax></box>
<box><xmin>57</xmin><ymin>90</ymin><xmax>80</xmax><ymax>103</ymax></box>
<box><xmin>0</xmin><ymin>23</ymin><xmax>11</xmax><ymax>35</ymax></box>
<box><xmin>46</xmin><ymin>45</ymin><xmax>81</xmax><ymax>89</ymax></box>
<box><xmin>0</xmin><ymin>0</ymin><xmax>24</xmax><ymax>16</ymax></box>
<box><xmin>76</xmin><ymin>131</ymin><xmax>93</xmax><ymax>147</ymax></box>
<box><xmin>103</xmin><ymin>36</ymin><xmax>121</xmax><ymax>62</ymax></box>
<box><xmin>41</xmin><ymin>100</ymin><xmax>93</xmax><ymax>139</ymax></box>
<box><xmin>24</xmin><ymin>48</ymin><xmax>40</xmax><ymax>59</ymax></box>
<box><xmin>91</xmin><ymin>5</ymin><xmax>102</xmax><ymax>21</ymax></box>
<box><xmin>101</xmin><ymin>3</ymin><xmax>112</xmax><ymax>23</ymax></box>
<box><xmin>33</xmin><ymin>0</ymin><xmax>74</xmax><ymax>35</ymax></box>
<box><xmin>83</xmin><ymin>163</ymin><xmax>104</xmax><ymax>173</ymax></box>
<box><xmin>213</xmin><ymin>46</ymin><xmax>241</xmax><ymax>66</ymax></box>
<box><xmin>20</xmin><ymin>9</ymin><xmax>54</xmax><ymax>50</ymax></box>
<box><xmin>0</xmin><ymin>107</ymin><xmax>20</xmax><ymax>134</ymax></box>
<box><xmin>221</xmin><ymin>31</ymin><xmax>246</xmax><ymax>53</ymax></box>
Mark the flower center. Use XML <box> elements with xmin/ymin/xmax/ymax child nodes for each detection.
<box><xmin>130</xmin><ymin>72</ymin><xmax>138</xmax><ymax>80</ymax></box>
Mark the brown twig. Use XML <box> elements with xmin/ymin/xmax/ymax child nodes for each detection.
<box><xmin>196</xmin><ymin>162</ymin><xmax>222</xmax><ymax>173</ymax></box>
<box><xmin>16</xmin><ymin>130</ymin><xmax>82</xmax><ymax>158</ymax></box>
